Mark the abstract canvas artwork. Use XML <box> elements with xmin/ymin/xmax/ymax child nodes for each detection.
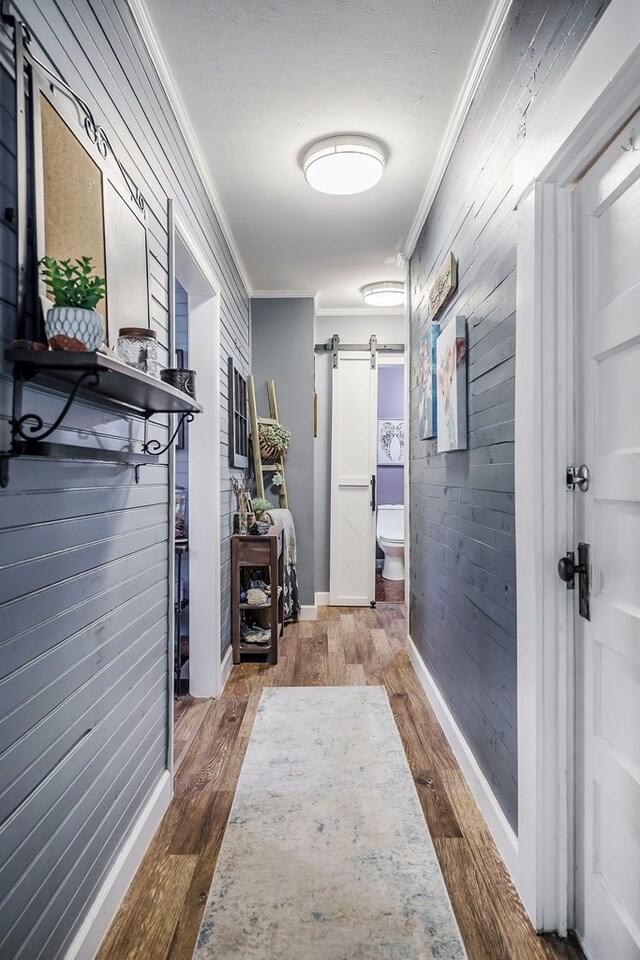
<box><xmin>418</xmin><ymin>322</ymin><xmax>439</xmax><ymax>439</ymax></box>
<box><xmin>436</xmin><ymin>316</ymin><xmax>467</xmax><ymax>452</ymax></box>
<box><xmin>377</xmin><ymin>419</ymin><xmax>405</xmax><ymax>464</ymax></box>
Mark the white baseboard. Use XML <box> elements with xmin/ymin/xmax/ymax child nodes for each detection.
<box><xmin>220</xmin><ymin>645</ymin><xmax>233</xmax><ymax>691</ymax></box>
<box><xmin>299</xmin><ymin>605</ymin><xmax>318</xmax><ymax>621</ymax></box>
<box><xmin>64</xmin><ymin>770</ymin><xmax>171</xmax><ymax>960</ymax></box>
<box><xmin>315</xmin><ymin>592</ymin><xmax>330</xmax><ymax>607</ymax></box>
<box><xmin>407</xmin><ymin>635</ymin><xmax>520</xmax><ymax>884</ymax></box>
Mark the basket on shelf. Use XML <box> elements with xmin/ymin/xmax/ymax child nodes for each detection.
<box><xmin>256</xmin><ymin>421</ymin><xmax>291</xmax><ymax>464</ymax></box>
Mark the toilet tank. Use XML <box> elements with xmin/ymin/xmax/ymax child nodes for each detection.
<box><xmin>377</xmin><ymin>504</ymin><xmax>404</xmax><ymax>541</ymax></box>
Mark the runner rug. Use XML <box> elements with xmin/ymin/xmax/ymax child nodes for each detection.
<box><xmin>194</xmin><ymin>685</ymin><xmax>467</xmax><ymax>959</ymax></box>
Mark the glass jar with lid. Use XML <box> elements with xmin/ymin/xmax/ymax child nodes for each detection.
<box><xmin>117</xmin><ymin>327</ymin><xmax>159</xmax><ymax>377</ymax></box>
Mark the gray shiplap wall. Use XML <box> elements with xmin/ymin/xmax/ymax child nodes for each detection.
<box><xmin>409</xmin><ymin>0</ymin><xmax>610</xmax><ymax>831</ymax></box>
<box><xmin>0</xmin><ymin>2</ymin><xmax>249</xmax><ymax>956</ymax></box>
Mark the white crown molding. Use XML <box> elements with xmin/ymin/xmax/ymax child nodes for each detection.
<box><xmin>127</xmin><ymin>0</ymin><xmax>253</xmax><ymax>296</ymax></box>
<box><xmin>251</xmin><ymin>290</ymin><xmax>318</xmax><ymax>299</ymax></box>
<box><xmin>403</xmin><ymin>0</ymin><xmax>514</xmax><ymax>258</ymax></box>
<box><xmin>315</xmin><ymin>306</ymin><xmax>405</xmax><ymax>317</ymax></box>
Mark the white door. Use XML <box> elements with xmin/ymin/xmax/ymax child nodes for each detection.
<box><xmin>574</xmin><ymin>114</ymin><xmax>640</xmax><ymax>960</ymax></box>
<box><xmin>329</xmin><ymin>351</ymin><xmax>377</xmax><ymax>606</ymax></box>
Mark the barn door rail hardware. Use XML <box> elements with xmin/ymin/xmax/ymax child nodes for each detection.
<box><xmin>1</xmin><ymin>0</ymin><xmax>145</xmax><ymax>213</ymax></box>
<box><xmin>314</xmin><ymin>334</ymin><xmax>405</xmax><ymax>369</ymax></box>
<box><xmin>0</xmin><ymin>350</ymin><xmax>203</xmax><ymax>488</ymax></box>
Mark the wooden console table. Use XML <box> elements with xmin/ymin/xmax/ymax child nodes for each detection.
<box><xmin>231</xmin><ymin>524</ymin><xmax>284</xmax><ymax>665</ymax></box>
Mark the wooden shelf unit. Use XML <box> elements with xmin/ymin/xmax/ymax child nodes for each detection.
<box><xmin>231</xmin><ymin>524</ymin><xmax>284</xmax><ymax>665</ymax></box>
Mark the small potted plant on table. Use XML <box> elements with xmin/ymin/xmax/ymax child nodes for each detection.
<box><xmin>41</xmin><ymin>255</ymin><xmax>106</xmax><ymax>351</ymax></box>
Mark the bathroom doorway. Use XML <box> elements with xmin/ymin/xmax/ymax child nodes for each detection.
<box><xmin>375</xmin><ymin>357</ymin><xmax>406</xmax><ymax>604</ymax></box>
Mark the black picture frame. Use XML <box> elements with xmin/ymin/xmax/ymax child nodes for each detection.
<box><xmin>228</xmin><ymin>357</ymin><xmax>249</xmax><ymax>468</ymax></box>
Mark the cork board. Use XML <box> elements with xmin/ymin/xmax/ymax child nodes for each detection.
<box><xmin>41</xmin><ymin>94</ymin><xmax>107</xmax><ymax>336</ymax></box>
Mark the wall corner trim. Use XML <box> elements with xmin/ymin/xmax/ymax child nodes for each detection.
<box><xmin>220</xmin><ymin>645</ymin><xmax>234</xmax><ymax>692</ymax></box>
<box><xmin>63</xmin><ymin>770</ymin><xmax>171</xmax><ymax>960</ymax></box>
<box><xmin>403</xmin><ymin>0</ymin><xmax>514</xmax><ymax>257</ymax></box>
<box><xmin>314</xmin><ymin>592</ymin><xmax>330</xmax><ymax>607</ymax></box>
<box><xmin>299</xmin><ymin>605</ymin><xmax>319</xmax><ymax>621</ymax></box>
<box><xmin>126</xmin><ymin>0</ymin><xmax>253</xmax><ymax>297</ymax></box>
<box><xmin>406</xmin><ymin>635</ymin><xmax>521</xmax><ymax>891</ymax></box>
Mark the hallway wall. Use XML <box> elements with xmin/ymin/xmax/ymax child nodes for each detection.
<box><xmin>0</xmin><ymin>3</ymin><xmax>249</xmax><ymax>957</ymax></box>
<box><xmin>251</xmin><ymin>297</ymin><xmax>315</xmax><ymax>606</ymax></box>
<box><xmin>408</xmin><ymin>0</ymin><xmax>611</xmax><ymax>832</ymax></box>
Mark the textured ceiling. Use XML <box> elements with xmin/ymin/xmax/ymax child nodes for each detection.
<box><xmin>145</xmin><ymin>0</ymin><xmax>492</xmax><ymax>308</ymax></box>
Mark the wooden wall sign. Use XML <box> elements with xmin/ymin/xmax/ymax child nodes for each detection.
<box><xmin>428</xmin><ymin>252</ymin><xmax>458</xmax><ymax>319</ymax></box>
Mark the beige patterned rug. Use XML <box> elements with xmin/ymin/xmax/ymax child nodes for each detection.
<box><xmin>194</xmin><ymin>686</ymin><xmax>467</xmax><ymax>959</ymax></box>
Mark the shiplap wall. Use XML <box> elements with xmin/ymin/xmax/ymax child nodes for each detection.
<box><xmin>409</xmin><ymin>0</ymin><xmax>609</xmax><ymax>831</ymax></box>
<box><xmin>0</xmin><ymin>2</ymin><xmax>249</xmax><ymax>956</ymax></box>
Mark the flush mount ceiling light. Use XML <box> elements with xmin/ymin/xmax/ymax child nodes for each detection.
<box><xmin>361</xmin><ymin>281</ymin><xmax>406</xmax><ymax>307</ymax></box>
<box><xmin>302</xmin><ymin>135</ymin><xmax>385</xmax><ymax>195</ymax></box>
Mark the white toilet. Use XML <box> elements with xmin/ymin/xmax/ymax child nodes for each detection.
<box><xmin>376</xmin><ymin>504</ymin><xmax>405</xmax><ymax>581</ymax></box>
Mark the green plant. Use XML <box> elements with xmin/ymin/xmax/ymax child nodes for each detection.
<box><xmin>41</xmin><ymin>256</ymin><xmax>106</xmax><ymax>310</ymax></box>
<box><xmin>252</xmin><ymin>497</ymin><xmax>273</xmax><ymax>515</ymax></box>
<box><xmin>259</xmin><ymin>421</ymin><xmax>291</xmax><ymax>451</ymax></box>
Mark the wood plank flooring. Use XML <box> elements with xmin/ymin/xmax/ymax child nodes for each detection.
<box><xmin>97</xmin><ymin>606</ymin><xmax>584</xmax><ymax>960</ymax></box>
<box><xmin>375</xmin><ymin>571</ymin><xmax>405</xmax><ymax>602</ymax></box>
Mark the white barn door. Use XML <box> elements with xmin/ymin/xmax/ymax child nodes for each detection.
<box><xmin>329</xmin><ymin>352</ymin><xmax>377</xmax><ymax>606</ymax></box>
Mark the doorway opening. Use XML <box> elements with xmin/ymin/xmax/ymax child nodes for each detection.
<box><xmin>375</xmin><ymin>358</ymin><xmax>406</xmax><ymax>604</ymax></box>
<box><xmin>170</xmin><ymin>217</ymin><xmax>222</xmax><ymax>749</ymax></box>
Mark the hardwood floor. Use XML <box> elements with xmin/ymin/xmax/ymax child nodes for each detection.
<box><xmin>375</xmin><ymin>570</ymin><xmax>405</xmax><ymax>602</ymax></box>
<box><xmin>97</xmin><ymin>606</ymin><xmax>584</xmax><ymax>960</ymax></box>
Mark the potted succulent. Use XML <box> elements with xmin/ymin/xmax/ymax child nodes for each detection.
<box><xmin>252</xmin><ymin>497</ymin><xmax>273</xmax><ymax>521</ymax></box>
<box><xmin>41</xmin><ymin>255</ymin><xmax>106</xmax><ymax>351</ymax></box>
<box><xmin>257</xmin><ymin>421</ymin><xmax>291</xmax><ymax>463</ymax></box>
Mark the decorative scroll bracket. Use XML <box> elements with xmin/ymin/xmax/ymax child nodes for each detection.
<box><xmin>142</xmin><ymin>413</ymin><xmax>195</xmax><ymax>457</ymax></box>
<box><xmin>1</xmin><ymin>1</ymin><xmax>145</xmax><ymax>215</ymax></box>
<box><xmin>11</xmin><ymin>370</ymin><xmax>101</xmax><ymax>443</ymax></box>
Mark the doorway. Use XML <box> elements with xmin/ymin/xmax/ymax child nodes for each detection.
<box><xmin>571</xmin><ymin>113</ymin><xmax>640</xmax><ymax>960</ymax></box>
<box><xmin>171</xmin><ymin>217</ymin><xmax>222</xmax><ymax>714</ymax></box>
<box><xmin>375</xmin><ymin>358</ymin><xmax>406</xmax><ymax>604</ymax></box>
<box><xmin>511</xmin><ymin>1</ymin><xmax>640</xmax><ymax>934</ymax></box>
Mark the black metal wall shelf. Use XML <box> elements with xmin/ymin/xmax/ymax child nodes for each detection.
<box><xmin>5</xmin><ymin>350</ymin><xmax>203</xmax><ymax>415</ymax></box>
<box><xmin>1</xmin><ymin>349</ymin><xmax>203</xmax><ymax>487</ymax></box>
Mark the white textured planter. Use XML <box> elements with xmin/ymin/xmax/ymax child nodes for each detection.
<box><xmin>45</xmin><ymin>306</ymin><xmax>103</xmax><ymax>351</ymax></box>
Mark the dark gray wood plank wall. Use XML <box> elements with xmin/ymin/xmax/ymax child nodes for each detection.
<box><xmin>0</xmin><ymin>1</ymin><xmax>249</xmax><ymax>955</ymax></box>
<box><xmin>408</xmin><ymin>0</ymin><xmax>609</xmax><ymax>832</ymax></box>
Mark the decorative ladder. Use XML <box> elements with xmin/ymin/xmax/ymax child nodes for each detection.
<box><xmin>247</xmin><ymin>375</ymin><xmax>289</xmax><ymax>508</ymax></box>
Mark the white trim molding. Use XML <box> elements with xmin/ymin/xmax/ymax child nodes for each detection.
<box><xmin>63</xmin><ymin>772</ymin><xmax>171</xmax><ymax>960</ymax></box>
<box><xmin>252</xmin><ymin>290</ymin><xmax>318</xmax><ymax>299</ymax></box>
<box><xmin>315</xmin><ymin>592</ymin><xmax>330</xmax><ymax>607</ymax></box>
<box><xmin>220</xmin><ymin>645</ymin><xmax>234</xmax><ymax>691</ymax></box>
<box><xmin>298</xmin><ymin>605</ymin><xmax>319</xmax><ymax>622</ymax></box>
<box><xmin>514</xmin><ymin>0</ymin><xmax>640</xmax><ymax>934</ymax></box>
<box><xmin>127</xmin><ymin>0</ymin><xmax>252</xmax><ymax>296</ymax></box>
<box><xmin>315</xmin><ymin>307</ymin><xmax>405</xmax><ymax>318</ymax></box>
<box><xmin>407</xmin><ymin>636</ymin><xmax>519</xmax><ymax>879</ymax></box>
<box><xmin>403</xmin><ymin>0</ymin><xmax>514</xmax><ymax>256</ymax></box>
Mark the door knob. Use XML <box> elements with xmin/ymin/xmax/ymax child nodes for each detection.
<box><xmin>557</xmin><ymin>553</ymin><xmax>576</xmax><ymax>584</ymax></box>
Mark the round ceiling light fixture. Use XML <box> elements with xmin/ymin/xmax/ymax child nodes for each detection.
<box><xmin>302</xmin><ymin>135</ymin><xmax>385</xmax><ymax>195</ymax></box>
<box><xmin>361</xmin><ymin>281</ymin><xmax>406</xmax><ymax>307</ymax></box>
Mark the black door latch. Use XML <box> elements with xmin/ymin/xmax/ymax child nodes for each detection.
<box><xmin>557</xmin><ymin>543</ymin><xmax>591</xmax><ymax>621</ymax></box>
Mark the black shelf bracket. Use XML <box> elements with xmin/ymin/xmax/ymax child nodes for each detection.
<box><xmin>142</xmin><ymin>413</ymin><xmax>194</xmax><ymax>457</ymax></box>
<box><xmin>12</xmin><ymin>370</ymin><xmax>101</xmax><ymax>442</ymax></box>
